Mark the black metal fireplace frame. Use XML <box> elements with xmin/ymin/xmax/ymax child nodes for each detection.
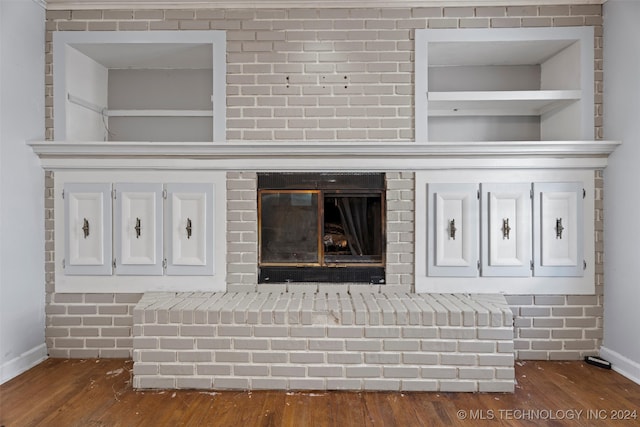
<box><xmin>257</xmin><ymin>173</ymin><xmax>386</xmax><ymax>284</ymax></box>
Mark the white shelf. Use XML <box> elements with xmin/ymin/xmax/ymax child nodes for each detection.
<box><xmin>416</xmin><ymin>27</ymin><xmax>594</xmax><ymax>142</ymax></box>
<box><xmin>107</xmin><ymin>109</ymin><xmax>214</xmax><ymax>117</ymax></box>
<box><xmin>67</xmin><ymin>94</ymin><xmax>214</xmax><ymax>118</ymax></box>
<box><xmin>28</xmin><ymin>140</ymin><xmax>621</xmax><ymax>171</ymax></box>
<box><xmin>427</xmin><ymin>90</ymin><xmax>581</xmax><ymax>117</ymax></box>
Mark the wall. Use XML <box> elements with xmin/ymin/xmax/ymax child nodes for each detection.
<box><xmin>0</xmin><ymin>0</ymin><xmax>47</xmax><ymax>383</ymax></box>
<box><xmin>44</xmin><ymin>4</ymin><xmax>606</xmax><ymax>361</ymax></box>
<box><xmin>44</xmin><ymin>5</ymin><xmax>604</xmax><ymax>142</ymax></box>
<box><xmin>601</xmin><ymin>0</ymin><xmax>640</xmax><ymax>384</ymax></box>
<box><xmin>225</xmin><ymin>172</ymin><xmax>414</xmax><ymax>290</ymax></box>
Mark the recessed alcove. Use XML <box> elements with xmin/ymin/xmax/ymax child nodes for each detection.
<box><xmin>415</xmin><ymin>27</ymin><xmax>594</xmax><ymax>142</ymax></box>
<box><xmin>52</xmin><ymin>31</ymin><xmax>226</xmax><ymax>142</ymax></box>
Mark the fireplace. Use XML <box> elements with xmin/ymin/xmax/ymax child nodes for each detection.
<box><xmin>258</xmin><ymin>173</ymin><xmax>385</xmax><ymax>284</ymax></box>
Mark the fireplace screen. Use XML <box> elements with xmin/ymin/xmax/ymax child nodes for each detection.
<box><xmin>260</xmin><ymin>191</ymin><xmax>320</xmax><ymax>264</ymax></box>
<box><xmin>258</xmin><ymin>173</ymin><xmax>385</xmax><ymax>284</ymax></box>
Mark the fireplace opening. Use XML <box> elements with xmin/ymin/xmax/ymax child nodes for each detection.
<box><xmin>258</xmin><ymin>173</ymin><xmax>385</xmax><ymax>284</ymax></box>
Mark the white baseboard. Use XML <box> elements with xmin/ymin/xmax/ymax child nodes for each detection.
<box><xmin>0</xmin><ymin>343</ymin><xmax>48</xmax><ymax>384</ymax></box>
<box><xmin>600</xmin><ymin>346</ymin><xmax>640</xmax><ymax>385</ymax></box>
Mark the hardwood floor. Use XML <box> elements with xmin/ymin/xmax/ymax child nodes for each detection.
<box><xmin>1</xmin><ymin>359</ymin><xmax>639</xmax><ymax>426</ymax></box>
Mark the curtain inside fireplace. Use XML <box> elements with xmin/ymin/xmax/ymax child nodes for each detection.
<box><xmin>325</xmin><ymin>195</ymin><xmax>382</xmax><ymax>261</ymax></box>
<box><xmin>337</xmin><ymin>197</ymin><xmax>367</xmax><ymax>256</ymax></box>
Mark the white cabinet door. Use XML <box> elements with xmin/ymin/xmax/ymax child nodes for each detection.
<box><xmin>481</xmin><ymin>183</ymin><xmax>532</xmax><ymax>277</ymax></box>
<box><xmin>114</xmin><ymin>183</ymin><xmax>163</xmax><ymax>275</ymax></box>
<box><xmin>64</xmin><ymin>183</ymin><xmax>112</xmax><ymax>275</ymax></box>
<box><xmin>165</xmin><ymin>183</ymin><xmax>214</xmax><ymax>276</ymax></box>
<box><xmin>427</xmin><ymin>183</ymin><xmax>478</xmax><ymax>277</ymax></box>
<box><xmin>533</xmin><ymin>182</ymin><xmax>584</xmax><ymax>277</ymax></box>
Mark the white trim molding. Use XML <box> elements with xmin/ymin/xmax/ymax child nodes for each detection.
<box><xmin>44</xmin><ymin>0</ymin><xmax>606</xmax><ymax>11</ymax></box>
<box><xmin>31</xmin><ymin>0</ymin><xmax>47</xmax><ymax>9</ymax></box>
<box><xmin>600</xmin><ymin>346</ymin><xmax>640</xmax><ymax>386</ymax></box>
<box><xmin>28</xmin><ymin>140</ymin><xmax>620</xmax><ymax>171</ymax></box>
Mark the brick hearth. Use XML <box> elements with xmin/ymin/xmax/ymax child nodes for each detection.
<box><xmin>133</xmin><ymin>290</ymin><xmax>515</xmax><ymax>392</ymax></box>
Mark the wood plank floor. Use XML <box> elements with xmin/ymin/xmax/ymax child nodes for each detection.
<box><xmin>1</xmin><ymin>359</ymin><xmax>639</xmax><ymax>426</ymax></box>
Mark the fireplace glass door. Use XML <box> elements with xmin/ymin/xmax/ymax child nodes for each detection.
<box><xmin>259</xmin><ymin>191</ymin><xmax>320</xmax><ymax>264</ymax></box>
<box><xmin>259</xmin><ymin>176</ymin><xmax>385</xmax><ymax>284</ymax></box>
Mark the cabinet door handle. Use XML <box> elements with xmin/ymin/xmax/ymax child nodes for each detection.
<box><xmin>186</xmin><ymin>218</ymin><xmax>192</xmax><ymax>239</ymax></box>
<box><xmin>502</xmin><ymin>218</ymin><xmax>511</xmax><ymax>240</ymax></box>
<box><xmin>555</xmin><ymin>218</ymin><xmax>564</xmax><ymax>239</ymax></box>
<box><xmin>449</xmin><ymin>219</ymin><xmax>456</xmax><ymax>240</ymax></box>
<box><xmin>135</xmin><ymin>217</ymin><xmax>141</xmax><ymax>239</ymax></box>
<box><xmin>82</xmin><ymin>218</ymin><xmax>90</xmax><ymax>239</ymax></box>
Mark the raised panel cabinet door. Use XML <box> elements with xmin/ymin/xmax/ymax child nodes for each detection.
<box><xmin>533</xmin><ymin>182</ymin><xmax>584</xmax><ymax>277</ymax></box>
<box><xmin>481</xmin><ymin>183</ymin><xmax>532</xmax><ymax>277</ymax></box>
<box><xmin>427</xmin><ymin>183</ymin><xmax>478</xmax><ymax>277</ymax></box>
<box><xmin>165</xmin><ymin>183</ymin><xmax>214</xmax><ymax>276</ymax></box>
<box><xmin>114</xmin><ymin>183</ymin><xmax>163</xmax><ymax>275</ymax></box>
<box><xmin>64</xmin><ymin>183</ymin><xmax>112</xmax><ymax>275</ymax></box>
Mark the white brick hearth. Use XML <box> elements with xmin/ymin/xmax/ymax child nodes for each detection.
<box><xmin>133</xmin><ymin>291</ymin><xmax>514</xmax><ymax>392</ymax></box>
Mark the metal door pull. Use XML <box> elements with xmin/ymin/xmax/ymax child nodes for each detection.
<box><xmin>135</xmin><ymin>218</ymin><xmax>141</xmax><ymax>239</ymax></box>
<box><xmin>82</xmin><ymin>218</ymin><xmax>90</xmax><ymax>239</ymax></box>
<box><xmin>502</xmin><ymin>218</ymin><xmax>511</xmax><ymax>239</ymax></box>
<box><xmin>186</xmin><ymin>218</ymin><xmax>192</xmax><ymax>239</ymax></box>
<box><xmin>555</xmin><ymin>218</ymin><xmax>564</xmax><ymax>239</ymax></box>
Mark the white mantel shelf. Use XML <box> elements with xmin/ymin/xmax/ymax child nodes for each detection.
<box><xmin>29</xmin><ymin>140</ymin><xmax>620</xmax><ymax>171</ymax></box>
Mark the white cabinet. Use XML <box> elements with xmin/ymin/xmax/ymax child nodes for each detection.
<box><xmin>53</xmin><ymin>31</ymin><xmax>226</xmax><ymax>142</ymax></box>
<box><xmin>165</xmin><ymin>183</ymin><xmax>214</xmax><ymax>276</ymax></box>
<box><xmin>55</xmin><ymin>171</ymin><xmax>227</xmax><ymax>293</ymax></box>
<box><xmin>63</xmin><ymin>182</ymin><xmax>215</xmax><ymax>277</ymax></box>
<box><xmin>63</xmin><ymin>183</ymin><xmax>112</xmax><ymax>275</ymax></box>
<box><xmin>533</xmin><ymin>182</ymin><xmax>584</xmax><ymax>277</ymax></box>
<box><xmin>481</xmin><ymin>183</ymin><xmax>532</xmax><ymax>277</ymax></box>
<box><xmin>114</xmin><ymin>183</ymin><xmax>163</xmax><ymax>276</ymax></box>
<box><xmin>427</xmin><ymin>183</ymin><xmax>478</xmax><ymax>277</ymax></box>
<box><xmin>415</xmin><ymin>27</ymin><xmax>594</xmax><ymax>142</ymax></box>
<box><xmin>416</xmin><ymin>172</ymin><xmax>590</xmax><ymax>293</ymax></box>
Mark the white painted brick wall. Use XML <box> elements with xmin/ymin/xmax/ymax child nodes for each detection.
<box><xmin>226</xmin><ymin>172</ymin><xmax>258</xmax><ymax>291</ymax></box>
<box><xmin>45</xmin><ymin>169</ymin><xmax>603</xmax><ymax>360</ymax></box>
<box><xmin>44</xmin><ymin>5</ymin><xmax>605</xmax><ymax>361</ymax></box>
<box><xmin>44</xmin><ymin>5</ymin><xmax>603</xmax><ymax>141</ymax></box>
<box><xmin>226</xmin><ymin>172</ymin><xmax>412</xmax><ymax>291</ymax></box>
<box><xmin>46</xmin><ymin>292</ymin><xmax>140</xmax><ymax>358</ymax></box>
<box><xmin>386</xmin><ymin>172</ymin><xmax>415</xmax><ymax>286</ymax></box>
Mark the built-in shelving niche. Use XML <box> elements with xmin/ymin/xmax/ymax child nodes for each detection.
<box><xmin>53</xmin><ymin>31</ymin><xmax>226</xmax><ymax>143</ymax></box>
<box><xmin>415</xmin><ymin>27</ymin><xmax>594</xmax><ymax>142</ymax></box>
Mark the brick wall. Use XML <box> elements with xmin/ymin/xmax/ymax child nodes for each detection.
<box><xmin>225</xmin><ymin>171</ymin><xmax>414</xmax><ymax>292</ymax></box>
<box><xmin>384</xmin><ymin>172</ymin><xmax>415</xmax><ymax>286</ymax></box>
<box><xmin>509</xmin><ymin>170</ymin><xmax>604</xmax><ymax>360</ymax></box>
<box><xmin>226</xmin><ymin>172</ymin><xmax>259</xmax><ymax>290</ymax></box>
<box><xmin>44</xmin><ymin>4</ymin><xmax>604</xmax><ymax>360</ymax></box>
<box><xmin>44</xmin><ymin>5</ymin><xmax>604</xmax><ymax>141</ymax></box>
<box><xmin>46</xmin><ymin>292</ymin><xmax>140</xmax><ymax>358</ymax></box>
